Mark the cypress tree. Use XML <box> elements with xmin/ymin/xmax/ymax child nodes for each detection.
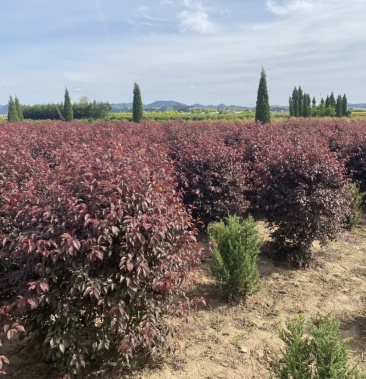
<box><xmin>336</xmin><ymin>95</ymin><xmax>343</xmax><ymax>117</ymax></box>
<box><xmin>342</xmin><ymin>94</ymin><xmax>348</xmax><ymax>116</ymax></box>
<box><xmin>298</xmin><ymin>86</ymin><xmax>303</xmax><ymax>117</ymax></box>
<box><xmin>7</xmin><ymin>96</ymin><xmax>18</xmax><ymax>122</ymax></box>
<box><xmin>330</xmin><ymin>92</ymin><xmax>336</xmax><ymax>108</ymax></box>
<box><xmin>325</xmin><ymin>95</ymin><xmax>331</xmax><ymax>108</ymax></box>
<box><xmin>14</xmin><ymin>96</ymin><xmax>24</xmax><ymax>121</ymax></box>
<box><xmin>289</xmin><ymin>97</ymin><xmax>294</xmax><ymax>117</ymax></box>
<box><xmin>63</xmin><ymin>88</ymin><xmax>74</xmax><ymax>121</ymax></box>
<box><xmin>132</xmin><ymin>82</ymin><xmax>143</xmax><ymax>123</ymax></box>
<box><xmin>292</xmin><ymin>87</ymin><xmax>299</xmax><ymax>117</ymax></box>
<box><xmin>312</xmin><ymin>96</ymin><xmax>316</xmax><ymax>108</ymax></box>
<box><xmin>303</xmin><ymin>93</ymin><xmax>311</xmax><ymax>118</ymax></box>
<box><xmin>255</xmin><ymin>68</ymin><xmax>271</xmax><ymax>124</ymax></box>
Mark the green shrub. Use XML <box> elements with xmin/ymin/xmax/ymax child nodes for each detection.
<box><xmin>345</xmin><ymin>184</ymin><xmax>365</xmax><ymax>230</ymax></box>
<box><xmin>208</xmin><ymin>215</ymin><xmax>263</xmax><ymax>302</ymax></box>
<box><xmin>272</xmin><ymin>315</ymin><xmax>366</xmax><ymax>379</ymax></box>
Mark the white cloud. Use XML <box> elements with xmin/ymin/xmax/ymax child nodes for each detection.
<box><xmin>183</xmin><ymin>0</ymin><xmax>204</xmax><ymax>10</ymax></box>
<box><xmin>64</xmin><ymin>72</ymin><xmax>91</xmax><ymax>83</ymax></box>
<box><xmin>266</xmin><ymin>0</ymin><xmax>316</xmax><ymax>15</ymax></box>
<box><xmin>178</xmin><ymin>10</ymin><xmax>216</xmax><ymax>33</ymax></box>
<box><xmin>94</xmin><ymin>0</ymin><xmax>110</xmax><ymax>37</ymax></box>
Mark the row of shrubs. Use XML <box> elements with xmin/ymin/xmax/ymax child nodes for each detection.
<box><xmin>1</xmin><ymin>119</ymin><xmax>366</xmax><ymax>376</ymax></box>
<box><xmin>148</xmin><ymin>119</ymin><xmax>366</xmax><ymax>261</ymax></box>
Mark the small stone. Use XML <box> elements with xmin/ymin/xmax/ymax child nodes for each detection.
<box><xmin>239</xmin><ymin>346</ymin><xmax>249</xmax><ymax>353</ymax></box>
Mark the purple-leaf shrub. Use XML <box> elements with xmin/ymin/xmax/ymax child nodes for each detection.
<box><xmin>0</xmin><ymin>122</ymin><xmax>201</xmax><ymax>377</ymax></box>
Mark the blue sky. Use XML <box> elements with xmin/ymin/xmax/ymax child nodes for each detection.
<box><xmin>1</xmin><ymin>0</ymin><xmax>365</xmax><ymax>106</ymax></box>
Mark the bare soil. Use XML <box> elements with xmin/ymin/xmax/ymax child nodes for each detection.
<box><xmin>3</xmin><ymin>220</ymin><xmax>366</xmax><ymax>378</ymax></box>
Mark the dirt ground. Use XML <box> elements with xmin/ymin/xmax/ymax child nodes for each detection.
<box><xmin>3</xmin><ymin>220</ymin><xmax>366</xmax><ymax>378</ymax></box>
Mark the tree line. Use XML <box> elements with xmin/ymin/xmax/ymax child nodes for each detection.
<box><xmin>289</xmin><ymin>86</ymin><xmax>350</xmax><ymax>118</ymax></box>
<box><xmin>6</xmin><ymin>75</ymin><xmax>350</xmax><ymax>124</ymax></box>
<box><xmin>7</xmin><ymin>89</ymin><xmax>112</xmax><ymax>121</ymax></box>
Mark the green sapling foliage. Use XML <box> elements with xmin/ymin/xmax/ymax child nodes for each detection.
<box><xmin>272</xmin><ymin>315</ymin><xmax>366</xmax><ymax>379</ymax></box>
<box><xmin>208</xmin><ymin>215</ymin><xmax>263</xmax><ymax>302</ymax></box>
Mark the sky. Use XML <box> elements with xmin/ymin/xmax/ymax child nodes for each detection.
<box><xmin>1</xmin><ymin>0</ymin><xmax>365</xmax><ymax>106</ymax></box>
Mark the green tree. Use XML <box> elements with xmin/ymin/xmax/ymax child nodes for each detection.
<box><xmin>303</xmin><ymin>93</ymin><xmax>311</xmax><ymax>118</ymax></box>
<box><xmin>312</xmin><ymin>96</ymin><xmax>316</xmax><ymax>108</ymax></box>
<box><xmin>14</xmin><ymin>96</ymin><xmax>24</xmax><ymax>121</ymax></box>
<box><xmin>7</xmin><ymin>96</ymin><xmax>18</xmax><ymax>122</ymax></box>
<box><xmin>336</xmin><ymin>95</ymin><xmax>343</xmax><ymax>117</ymax></box>
<box><xmin>63</xmin><ymin>88</ymin><xmax>74</xmax><ymax>121</ymax></box>
<box><xmin>317</xmin><ymin>99</ymin><xmax>326</xmax><ymax>117</ymax></box>
<box><xmin>330</xmin><ymin>91</ymin><xmax>336</xmax><ymax>108</ymax></box>
<box><xmin>132</xmin><ymin>82</ymin><xmax>143</xmax><ymax>123</ymax></box>
<box><xmin>325</xmin><ymin>106</ymin><xmax>336</xmax><ymax>117</ymax></box>
<box><xmin>8</xmin><ymin>96</ymin><xmax>17</xmax><ymax>122</ymax></box>
<box><xmin>255</xmin><ymin>67</ymin><xmax>271</xmax><ymax>123</ymax></box>
<box><xmin>325</xmin><ymin>95</ymin><xmax>331</xmax><ymax>108</ymax></box>
<box><xmin>342</xmin><ymin>94</ymin><xmax>348</xmax><ymax>116</ymax></box>
<box><xmin>298</xmin><ymin>86</ymin><xmax>304</xmax><ymax>117</ymax></box>
<box><xmin>289</xmin><ymin>97</ymin><xmax>294</xmax><ymax>117</ymax></box>
<box><xmin>292</xmin><ymin>87</ymin><xmax>299</xmax><ymax>117</ymax></box>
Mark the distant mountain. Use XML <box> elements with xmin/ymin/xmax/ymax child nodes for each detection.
<box><xmin>147</xmin><ymin>100</ymin><xmax>187</xmax><ymax>108</ymax></box>
<box><xmin>111</xmin><ymin>103</ymin><xmax>132</xmax><ymax>112</ymax></box>
<box><xmin>0</xmin><ymin>104</ymin><xmax>8</xmax><ymax>114</ymax></box>
<box><xmin>111</xmin><ymin>100</ymin><xmax>189</xmax><ymax>112</ymax></box>
<box><xmin>349</xmin><ymin>103</ymin><xmax>366</xmax><ymax>109</ymax></box>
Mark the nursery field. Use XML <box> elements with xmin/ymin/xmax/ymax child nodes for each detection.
<box><xmin>1</xmin><ymin>119</ymin><xmax>366</xmax><ymax>378</ymax></box>
<box><xmin>4</xmin><ymin>222</ymin><xmax>366</xmax><ymax>378</ymax></box>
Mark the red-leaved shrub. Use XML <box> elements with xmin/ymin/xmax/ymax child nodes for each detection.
<box><xmin>171</xmin><ymin>133</ymin><xmax>249</xmax><ymax>228</ymax></box>
<box><xmin>0</xmin><ymin>122</ymin><xmax>201</xmax><ymax>377</ymax></box>
<box><xmin>253</xmin><ymin>126</ymin><xmax>350</xmax><ymax>261</ymax></box>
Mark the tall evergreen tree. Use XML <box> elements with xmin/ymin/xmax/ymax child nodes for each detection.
<box><xmin>312</xmin><ymin>96</ymin><xmax>316</xmax><ymax>108</ymax></box>
<box><xmin>336</xmin><ymin>95</ymin><xmax>343</xmax><ymax>117</ymax></box>
<box><xmin>292</xmin><ymin>87</ymin><xmax>299</xmax><ymax>117</ymax></box>
<box><xmin>14</xmin><ymin>96</ymin><xmax>24</xmax><ymax>121</ymax></box>
<box><xmin>255</xmin><ymin>68</ymin><xmax>271</xmax><ymax>124</ymax></box>
<box><xmin>342</xmin><ymin>94</ymin><xmax>348</xmax><ymax>116</ymax></box>
<box><xmin>63</xmin><ymin>88</ymin><xmax>74</xmax><ymax>121</ymax></box>
<box><xmin>298</xmin><ymin>86</ymin><xmax>303</xmax><ymax>117</ymax></box>
<box><xmin>330</xmin><ymin>92</ymin><xmax>336</xmax><ymax>108</ymax></box>
<box><xmin>325</xmin><ymin>95</ymin><xmax>331</xmax><ymax>108</ymax></box>
<box><xmin>132</xmin><ymin>82</ymin><xmax>143</xmax><ymax>123</ymax></box>
<box><xmin>303</xmin><ymin>93</ymin><xmax>311</xmax><ymax>118</ymax></box>
<box><xmin>289</xmin><ymin>97</ymin><xmax>294</xmax><ymax>117</ymax></box>
<box><xmin>7</xmin><ymin>96</ymin><xmax>18</xmax><ymax>122</ymax></box>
